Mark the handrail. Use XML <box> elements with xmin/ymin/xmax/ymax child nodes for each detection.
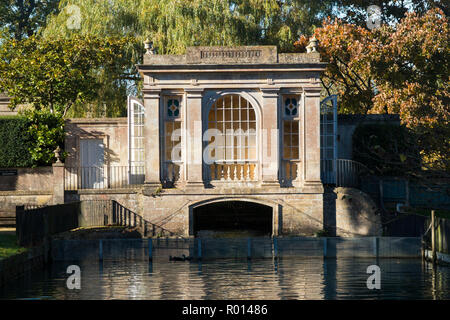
<box><xmin>321</xmin><ymin>158</ymin><xmax>370</xmax><ymax>188</ymax></box>
<box><xmin>111</xmin><ymin>200</ymin><xmax>185</xmax><ymax>238</ymax></box>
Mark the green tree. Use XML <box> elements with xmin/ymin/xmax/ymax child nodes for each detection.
<box><xmin>41</xmin><ymin>0</ymin><xmax>335</xmax><ymax>116</ymax></box>
<box><xmin>0</xmin><ymin>34</ymin><xmax>131</xmax><ymax>117</ymax></box>
<box><xmin>23</xmin><ymin>109</ymin><xmax>66</xmax><ymax>166</ymax></box>
<box><xmin>0</xmin><ymin>0</ymin><xmax>60</xmax><ymax>40</ymax></box>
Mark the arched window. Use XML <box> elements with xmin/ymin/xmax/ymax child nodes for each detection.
<box><xmin>206</xmin><ymin>94</ymin><xmax>257</xmax><ymax>181</ymax></box>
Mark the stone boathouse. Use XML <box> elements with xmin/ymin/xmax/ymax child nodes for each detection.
<box><xmin>63</xmin><ymin>43</ymin><xmax>329</xmax><ymax>237</ymax></box>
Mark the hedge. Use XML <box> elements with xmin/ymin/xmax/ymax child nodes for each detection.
<box><xmin>352</xmin><ymin>124</ymin><xmax>421</xmax><ymax>176</ymax></box>
<box><xmin>0</xmin><ymin>116</ymin><xmax>34</xmax><ymax>167</ymax></box>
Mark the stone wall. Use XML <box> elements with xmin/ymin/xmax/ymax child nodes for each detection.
<box><xmin>0</xmin><ymin>167</ymin><xmax>54</xmax><ymax>220</ymax></box>
<box><xmin>64</xmin><ymin>118</ymin><xmax>128</xmax><ymax>167</ymax></box>
<box><xmin>0</xmin><ymin>167</ymin><xmax>53</xmax><ymax>192</ymax></box>
<box><xmin>64</xmin><ymin>188</ymin><xmax>324</xmax><ymax>237</ymax></box>
<box><xmin>334</xmin><ymin>187</ymin><xmax>382</xmax><ymax>237</ymax></box>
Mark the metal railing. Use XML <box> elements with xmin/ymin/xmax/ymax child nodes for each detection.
<box><xmin>64</xmin><ymin>166</ymin><xmax>145</xmax><ymax>190</ymax></box>
<box><xmin>112</xmin><ymin>201</ymin><xmax>181</xmax><ymax>238</ymax></box>
<box><xmin>321</xmin><ymin>159</ymin><xmax>369</xmax><ymax>188</ymax></box>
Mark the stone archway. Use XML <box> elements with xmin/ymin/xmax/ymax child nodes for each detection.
<box><xmin>192</xmin><ymin>200</ymin><xmax>273</xmax><ymax>237</ymax></box>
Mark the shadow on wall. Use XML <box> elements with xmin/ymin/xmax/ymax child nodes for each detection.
<box><xmin>64</xmin><ymin>126</ymin><xmax>120</xmax><ymax>166</ymax></box>
<box><xmin>324</xmin><ymin>186</ymin><xmax>382</xmax><ymax>237</ymax></box>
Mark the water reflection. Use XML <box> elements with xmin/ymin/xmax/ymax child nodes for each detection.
<box><xmin>1</xmin><ymin>257</ymin><xmax>449</xmax><ymax>300</ymax></box>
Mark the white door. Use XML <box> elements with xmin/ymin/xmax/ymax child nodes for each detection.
<box><xmin>80</xmin><ymin>139</ymin><xmax>105</xmax><ymax>189</ymax></box>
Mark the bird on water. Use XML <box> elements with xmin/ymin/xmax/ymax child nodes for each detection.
<box><xmin>169</xmin><ymin>254</ymin><xmax>192</xmax><ymax>261</ymax></box>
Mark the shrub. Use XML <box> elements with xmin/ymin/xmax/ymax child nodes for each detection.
<box><xmin>23</xmin><ymin>109</ymin><xmax>65</xmax><ymax>166</ymax></box>
<box><xmin>352</xmin><ymin>124</ymin><xmax>421</xmax><ymax>176</ymax></box>
<box><xmin>0</xmin><ymin>116</ymin><xmax>34</xmax><ymax>167</ymax></box>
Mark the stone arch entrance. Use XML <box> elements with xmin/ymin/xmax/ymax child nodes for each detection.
<box><xmin>192</xmin><ymin>200</ymin><xmax>273</xmax><ymax>237</ymax></box>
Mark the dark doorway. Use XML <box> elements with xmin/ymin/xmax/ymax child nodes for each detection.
<box><xmin>193</xmin><ymin>201</ymin><xmax>272</xmax><ymax>237</ymax></box>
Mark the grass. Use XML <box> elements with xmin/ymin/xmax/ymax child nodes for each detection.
<box><xmin>0</xmin><ymin>232</ymin><xmax>26</xmax><ymax>260</ymax></box>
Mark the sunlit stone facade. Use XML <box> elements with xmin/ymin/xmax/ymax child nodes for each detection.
<box><xmin>133</xmin><ymin>45</ymin><xmax>327</xmax><ymax>237</ymax></box>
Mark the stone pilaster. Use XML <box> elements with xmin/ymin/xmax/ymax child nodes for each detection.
<box><xmin>52</xmin><ymin>162</ymin><xmax>65</xmax><ymax>204</ymax></box>
<box><xmin>184</xmin><ymin>88</ymin><xmax>204</xmax><ymax>188</ymax></box>
<box><xmin>260</xmin><ymin>87</ymin><xmax>280</xmax><ymax>186</ymax></box>
<box><xmin>143</xmin><ymin>88</ymin><xmax>162</xmax><ymax>187</ymax></box>
<box><xmin>302</xmin><ymin>85</ymin><xmax>323</xmax><ymax>192</ymax></box>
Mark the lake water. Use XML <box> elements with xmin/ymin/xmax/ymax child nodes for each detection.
<box><xmin>1</xmin><ymin>256</ymin><xmax>449</xmax><ymax>300</ymax></box>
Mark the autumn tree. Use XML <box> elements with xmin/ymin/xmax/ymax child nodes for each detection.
<box><xmin>334</xmin><ymin>0</ymin><xmax>448</xmax><ymax>26</ymax></box>
<box><xmin>295</xmin><ymin>8</ymin><xmax>449</xmax><ymax>173</ymax></box>
<box><xmin>371</xmin><ymin>9</ymin><xmax>449</xmax><ymax>171</ymax></box>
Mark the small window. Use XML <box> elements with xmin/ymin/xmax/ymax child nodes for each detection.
<box><xmin>167</xmin><ymin>98</ymin><xmax>180</xmax><ymax>118</ymax></box>
<box><xmin>284</xmin><ymin>97</ymin><xmax>298</xmax><ymax>117</ymax></box>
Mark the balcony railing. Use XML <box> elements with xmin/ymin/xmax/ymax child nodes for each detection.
<box><xmin>208</xmin><ymin>161</ymin><xmax>258</xmax><ymax>182</ymax></box>
<box><xmin>280</xmin><ymin>160</ymin><xmax>299</xmax><ymax>187</ymax></box>
<box><xmin>321</xmin><ymin>159</ymin><xmax>369</xmax><ymax>188</ymax></box>
<box><xmin>162</xmin><ymin>162</ymin><xmax>181</xmax><ymax>187</ymax></box>
<box><xmin>64</xmin><ymin>166</ymin><xmax>145</xmax><ymax>190</ymax></box>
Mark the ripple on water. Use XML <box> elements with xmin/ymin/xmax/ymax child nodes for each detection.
<box><xmin>0</xmin><ymin>257</ymin><xmax>449</xmax><ymax>300</ymax></box>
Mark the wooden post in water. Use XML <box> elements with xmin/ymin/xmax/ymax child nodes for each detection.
<box><xmin>431</xmin><ymin>210</ymin><xmax>436</xmax><ymax>264</ymax></box>
<box><xmin>247</xmin><ymin>238</ymin><xmax>252</xmax><ymax>260</ymax></box>
<box><xmin>99</xmin><ymin>239</ymin><xmax>103</xmax><ymax>261</ymax></box>
<box><xmin>373</xmin><ymin>237</ymin><xmax>379</xmax><ymax>258</ymax></box>
<box><xmin>148</xmin><ymin>238</ymin><xmax>153</xmax><ymax>261</ymax></box>
<box><xmin>323</xmin><ymin>238</ymin><xmax>328</xmax><ymax>258</ymax></box>
<box><xmin>273</xmin><ymin>237</ymin><xmax>278</xmax><ymax>260</ymax></box>
<box><xmin>197</xmin><ymin>238</ymin><xmax>202</xmax><ymax>261</ymax></box>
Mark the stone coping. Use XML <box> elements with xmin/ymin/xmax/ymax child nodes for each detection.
<box><xmin>146</xmin><ymin>185</ymin><xmax>324</xmax><ymax>195</ymax></box>
<box><xmin>67</xmin><ymin>188</ymin><xmax>140</xmax><ymax>195</ymax></box>
<box><xmin>141</xmin><ymin>45</ymin><xmax>324</xmax><ymax>68</ymax></box>
<box><xmin>65</xmin><ymin>185</ymin><xmax>324</xmax><ymax>196</ymax></box>
<box><xmin>0</xmin><ymin>190</ymin><xmax>52</xmax><ymax>196</ymax></box>
<box><xmin>66</xmin><ymin>117</ymin><xmax>127</xmax><ymax>125</ymax></box>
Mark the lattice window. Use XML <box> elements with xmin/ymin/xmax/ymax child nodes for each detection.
<box><xmin>207</xmin><ymin>95</ymin><xmax>257</xmax><ymax>161</ymax></box>
<box><xmin>127</xmin><ymin>97</ymin><xmax>145</xmax><ymax>183</ymax></box>
<box><xmin>164</xmin><ymin>121</ymin><xmax>182</xmax><ymax>162</ymax></box>
<box><xmin>282</xmin><ymin>96</ymin><xmax>300</xmax><ymax>160</ymax></box>
<box><xmin>283</xmin><ymin>120</ymin><xmax>299</xmax><ymax>160</ymax></box>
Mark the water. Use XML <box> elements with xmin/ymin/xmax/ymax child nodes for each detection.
<box><xmin>1</xmin><ymin>256</ymin><xmax>449</xmax><ymax>300</ymax></box>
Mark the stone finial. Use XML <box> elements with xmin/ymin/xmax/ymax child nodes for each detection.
<box><xmin>54</xmin><ymin>146</ymin><xmax>62</xmax><ymax>163</ymax></box>
<box><xmin>144</xmin><ymin>39</ymin><xmax>155</xmax><ymax>55</ymax></box>
<box><xmin>306</xmin><ymin>36</ymin><xmax>318</xmax><ymax>53</ymax></box>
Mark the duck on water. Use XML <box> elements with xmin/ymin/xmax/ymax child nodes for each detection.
<box><xmin>169</xmin><ymin>254</ymin><xmax>193</xmax><ymax>261</ymax></box>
